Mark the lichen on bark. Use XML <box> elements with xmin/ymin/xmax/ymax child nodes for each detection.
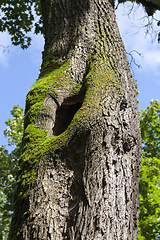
<box><xmin>9</xmin><ymin>0</ymin><xmax>141</xmax><ymax>239</ymax></box>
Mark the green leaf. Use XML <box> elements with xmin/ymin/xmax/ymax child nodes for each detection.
<box><xmin>138</xmin><ymin>100</ymin><xmax>160</xmax><ymax>240</ymax></box>
<box><xmin>0</xmin><ymin>105</ymin><xmax>24</xmax><ymax>239</ymax></box>
<box><xmin>0</xmin><ymin>0</ymin><xmax>43</xmax><ymax>48</ymax></box>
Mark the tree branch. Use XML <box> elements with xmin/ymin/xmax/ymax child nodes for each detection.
<box><xmin>0</xmin><ymin>45</ymin><xmax>9</xmax><ymax>53</ymax></box>
<box><xmin>139</xmin><ymin>0</ymin><xmax>160</xmax><ymax>11</ymax></box>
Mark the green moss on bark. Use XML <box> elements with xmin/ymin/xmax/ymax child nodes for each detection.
<box><xmin>9</xmin><ymin>46</ymin><xmax>122</xmax><ymax>239</ymax></box>
<box><xmin>19</xmin><ymin>50</ymin><xmax>121</xmax><ymax>201</ymax></box>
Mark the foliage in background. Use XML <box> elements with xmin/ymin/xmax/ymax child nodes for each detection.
<box><xmin>135</xmin><ymin>79</ymin><xmax>140</xmax><ymax>104</ymax></box>
<box><xmin>0</xmin><ymin>106</ymin><xmax>24</xmax><ymax>240</ymax></box>
<box><xmin>0</xmin><ymin>0</ymin><xmax>43</xmax><ymax>49</ymax></box>
<box><xmin>138</xmin><ymin>100</ymin><xmax>160</xmax><ymax>240</ymax></box>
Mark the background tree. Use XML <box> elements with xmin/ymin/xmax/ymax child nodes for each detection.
<box><xmin>0</xmin><ymin>106</ymin><xmax>24</xmax><ymax>240</ymax></box>
<box><xmin>138</xmin><ymin>100</ymin><xmax>160</xmax><ymax>240</ymax></box>
<box><xmin>0</xmin><ymin>0</ymin><xmax>159</xmax><ymax>239</ymax></box>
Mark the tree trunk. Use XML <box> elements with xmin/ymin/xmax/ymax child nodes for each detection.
<box><xmin>9</xmin><ymin>0</ymin><xmax>141</xmax><ymax>239</ymax></box>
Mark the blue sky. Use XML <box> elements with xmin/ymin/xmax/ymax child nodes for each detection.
<box><xmin>116</xmin><ymin>2</ymin><xmax>160</xmax><ymax>111</ymax></box>
<box><xmin>0</xmin><ymin>2</ymin><xmax>160</xmax><ymax>150</ymax></box>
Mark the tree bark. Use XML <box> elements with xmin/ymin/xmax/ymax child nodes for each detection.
<box><xmin>9</xmin><ymin>0</ymin><xmax>141</xmax><ymax>239</ymax></box>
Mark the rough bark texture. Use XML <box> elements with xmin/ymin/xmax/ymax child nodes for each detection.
<box><xmin>9</xmin><ymin>0</ymin><xmax>141</xmax><ymax>239</ymax></box>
